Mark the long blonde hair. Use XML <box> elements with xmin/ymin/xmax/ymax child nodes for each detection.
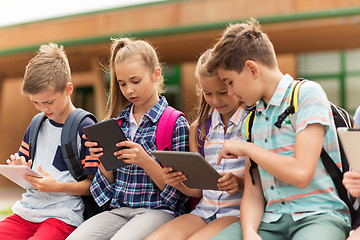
<box><xmin>105</xmin><ymin>38</ymin><xmax>164</xmax><ymax>119</ymax></box>
<box><xmin>193</xmin><ymin>49</ymin><xmax>217</xmax><ymax>147</ymax></box>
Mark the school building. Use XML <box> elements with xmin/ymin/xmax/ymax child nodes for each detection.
<box><xmin>1</xmin><ymin>0</ymin><xmax>360</xmax><ymax>187</ymax></box>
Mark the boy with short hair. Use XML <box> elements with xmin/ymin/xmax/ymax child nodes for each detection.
<box><xmin>0</xmin><ymin>43</ymin><xmax>99</xmax><ymax>240</ymax></box>
<box><xmin>208</xmin><ymin>19</ymin><xmax>350</xmax><ymax>240</ymax></box>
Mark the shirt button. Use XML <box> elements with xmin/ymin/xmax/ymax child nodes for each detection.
<box><xmin>270</xmin><ymin>186</ymin><xmax>275</xmax><ymax>190</ymax></box>
<box><xmin>265</xmin><ymin>117</ymin><xmax>269</xmax><ymax>121</ymax></box>
<box><xmin>281</xmin><ymin>201</ymin><xmax>285</xmax><ymax>205</ymax></box>
<box><xmin>264</xmin><ymin>139</ymin><xmax>268</xmax><ymax>143</ymax></box>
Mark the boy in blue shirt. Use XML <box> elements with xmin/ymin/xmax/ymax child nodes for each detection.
<box><xmin>0</xmin><ymin>43</ymin><xmax>99</xmax><ymax>240</ymax></box>
<box><xmin>208</xmin><ymin>18</ymin><xmax>350</xmax><ymax>240</ymax></box>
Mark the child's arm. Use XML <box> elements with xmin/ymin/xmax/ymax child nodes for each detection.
<box><xmin>343</xmin><ymin>171</ymin><xmax>360</xmax><ymax>197</ymax></box>
<box><xmin>84</xmin><ymin>137</ymin><xmax>115</xmax><ymax>184</ymax></box>
<box><xmin>24</xmin><ymin>165</ymin><xmax>94</xmax><ymax>195</ymax></box>
<box><xmin>158</xmin><ymin>123</ymin><xmax>203</xmax><ymax>197</ymax></box>
<box><xmin>115</xmin><ymin>140</ymin><xmax>167</xmax><ymax>190</ymax></box>
<box><xmin>218</xmin><ymin>123</ymin><xmax>325</xmax><ymax>188</ymax></box>
<box><xmin>241</xmin><ymin>159</ymin><xmax>265</xmax><ymax>240</ymax></box>
<box><xmin>162</xmin><ymin>166</ymin><xmax>202</xmax><ymax>197</ymax></box>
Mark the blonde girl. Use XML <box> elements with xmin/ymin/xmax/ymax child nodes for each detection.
<box><xmin>67</xmin><ymin>38</ymin><xmax>189</xmax><ymax>240</ymax></box>
<box><xmin>146</xmin><ymin>49</ymin><xmax>248</xmax><ymax>240</ymax></box>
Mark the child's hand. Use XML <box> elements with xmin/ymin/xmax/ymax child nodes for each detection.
<box><xmin>217</xmin><ymin>172</ymin><xmax>243</xmax><ymax>194</ymax></box>
<box><xmin>114</xmin><ymin>140</ymin><xmax>149</xmax><ymax>168</ymax></box>
<box><xmin>162</xmin><ymin>166</ymin><xmax>187</xmax><ymax>189</ymax></box>
<box><xmin>343</xmin><ymin>171</ymin><xmax>360</xmax><ymax>197</ymax></box>
<box><xmin>217</xmin><ymin>140</ymin><xmax>245</xmax><ymax>165</ymax></box>
<box><xmin>84</xmin><ymin>139</ymin><xmax>103</xmax><ymax>158</ymax></box>
<box><xmin>24</xmin><ymin>166</ymin><xmax>60</xmax><ymax>192</ymax></box>
<box><xmin>6</xmin><ymin>153</ymin><xmax>32</xmax><ymax>167</ymax></box>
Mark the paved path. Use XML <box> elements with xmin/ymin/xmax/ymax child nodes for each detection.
<box><xmin>0</xmin><ymin>187</ymin><xmax>24</xmax><ymax>220</ymax></box>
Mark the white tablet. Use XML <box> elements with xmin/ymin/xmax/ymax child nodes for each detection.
<box><xmin>152</xmin><ymin>151</ymin><xmax>221</xmax><ymax>190</ymax></box>
<box><xmin>337</xmin><ymin>127</ymin><xmax>360</xmax><ymax>170</ymax></box>
<box><xmin>0</xmin><ymin>165</ymin><xmax>42</xmax><ymax>189</ymax></box>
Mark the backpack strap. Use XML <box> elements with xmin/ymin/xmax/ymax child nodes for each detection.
<box><xmin>245</xmin><ymin>109</ymin><xmax>257</xmax><ymax>185</ymax></box>
<box><xmin>157</xmin><ymin>106</ymin><xmax>184</xmax><ymax>151</ymax></box>
<box><xmin>197</xmin><ymin>117</ymin><xmax>212</xmax><ymax>157</ymax></box>
<box><xmin>274</xmin><ymin>79</ymin><xmax>305</xmax><ymax>128</ymax></box>
<box><xmin>28</xmin><ymin>112</ymin><xmax>47</xmax><ymax>163</ymax></box>
<box><xmin>61</xmin><ymin>108</ymin><xmax>97</xmax><ymax>181</ymax></box>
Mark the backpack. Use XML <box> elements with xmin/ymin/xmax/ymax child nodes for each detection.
<box><xmin>28</xmin><ymin>108</ymin><xmax>102</xmax><ymax>220</ymax></box>
<box><xmin>245</xmin><ymin>78</ymin><xmax>359</xmax><ymax>227</ymax></box>
<box><xmin>117</xmin><ymin>106</ymin><xmax>184</xmax><ymax>151</ymax></box>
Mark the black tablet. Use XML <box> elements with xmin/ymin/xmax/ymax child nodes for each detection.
<box><xmin>83</xmin><ymin>119</ymin><xmax>130</xmax><ymax>170</ymax></box>
<box><xmin>152</xmin><ymin>151</ymin><xmax>221</xmax><ymax>190</ymax></box>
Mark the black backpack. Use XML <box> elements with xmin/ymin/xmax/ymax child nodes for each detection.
<box><xmin>28</xmin><ymin>108</ymin><xmax>103</xmax><ymax>220</ymax></box>
<box><xmin>245</xmin><ymin>78</ymin><xmax>359</xmax><ymax>228</ymax></box>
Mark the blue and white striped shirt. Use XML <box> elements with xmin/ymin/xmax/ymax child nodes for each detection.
<box><xmin>192</xmin><ymin>106</ymin><xmax>248</xmax><ymax>219</ymax></box>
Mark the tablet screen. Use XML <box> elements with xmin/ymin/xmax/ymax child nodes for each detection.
<box><xmin>152</xmin><ymin>151</ymin><xmax>221</xmax><ymax>190</ymax></box>
<box><xmin>83</xmin><ymin>119</ymin><xmax>130</xmax><ymax>170</ymax></box>
<box><xmin>0</xmin><ymin>165</ymin><xmax>42</xmax><ymax>189</ymax></box>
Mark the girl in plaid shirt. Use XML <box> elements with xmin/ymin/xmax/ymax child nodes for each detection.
<box><xmin>67</xmin><ymin>38</ymin><xmax>189</xmax><ymax>240</ymax></box>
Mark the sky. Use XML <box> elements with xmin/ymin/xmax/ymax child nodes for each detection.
<box><xmin>0</xmin><ymin>0</ymin><xmax>162</xmax><ymax>27</ymax></box>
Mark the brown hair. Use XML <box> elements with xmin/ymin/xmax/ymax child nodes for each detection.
<box><xmin>105</xmin><ymin>38</ymin><xmax>164</xmax><ymax>119</ymax></box>
<box><xmin>22</xmin><ymin>43</ymin><xmax>71</xmax><ymax>95</ymax></box>
<box><xmin>207</xmin><ymin>18</ymin><xmax>277</xmax><ymax>74</ymax></box>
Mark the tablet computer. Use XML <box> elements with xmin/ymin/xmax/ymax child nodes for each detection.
<box><xmin>83</xmin><ymin>119</ymin><xmax>130</xmax><ymax>171</ymax></box>
<box><xmin>0</xmin><ymin>165</ymin><xmax>42</xmax><ymax>189</ymax></box>
<box><xmin>337</xmin><ymin>127</ymin><xmax>360</xmax><ymax>170</ymax></box>
<box><xmin>152</xmin><ymin>151</ymin><xmax>221</xmax><ymax>190</ymax></box>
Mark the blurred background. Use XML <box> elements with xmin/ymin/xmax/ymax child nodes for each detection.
<box><xmin>1</xmin><ymin>0</ymin><xmax>360</xmax><ymax>190</ymax></box>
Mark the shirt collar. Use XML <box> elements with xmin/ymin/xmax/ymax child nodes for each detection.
<box><xmin>256</xmin><ymin>74</ymin><xmax>293</xmax><ymax>113</ymax></box>
<box><xmin>211</xmin><ymin>105</ymin><xmax>245</xmax><ymax>129</ymax></box>
<box><xmin>117</xmin><ymin>96</ymin><xmax>168</xmax><ymax>124</ymax></box>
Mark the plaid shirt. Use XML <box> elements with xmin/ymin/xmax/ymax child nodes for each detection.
<box><xmin>90</xmin><ymin>97</ymin><xmax>189</xmax><ymax>216</ymax></box>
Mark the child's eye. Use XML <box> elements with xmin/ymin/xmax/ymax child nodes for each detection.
<box><xmin>204</xmin><ymin>92</ymin><xmax>212</xmax><ymax>96</ymax></box>
<box><xmin>133</xmin><ymin>80</ymin><xmax>140</xmax><ymax>84</ymax></box>
<box><xmin>220</xmin><ymin>91</ymin><xmax>228</xmax><ymax>95</ymax></box>
<box><xmin>119</xmin><ymin>82</ymin><xmax>126</xmax><ymax>87</ymax></box>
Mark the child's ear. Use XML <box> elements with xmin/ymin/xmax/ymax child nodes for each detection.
<box><xmin>65</xmin><ymin>82</ymin><xmax>73</xmax><ymax>95</ymax></box>
<box><xmin>245</xmin><ymin>60</ymin><xmax>260</xmax><ymax>79</ymax></box>
<box><xmin>154</xmin><ymin>67</ymin><xmax>162</xmax><ymax>82</ymax></box>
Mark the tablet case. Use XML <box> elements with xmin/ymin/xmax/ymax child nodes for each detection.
<box><xmin>83</xmin><ymin>119</ymin><xmax>129</xmax><ymax>171</ymax></box>
<box><xmin>0</xmin><ymin>165</ymin><xmax>42</xmax><ymax>189</ymax></box>
<box><xmin>337</xmin><ymin>127</ymin><xmax>360</xmax><ymax>171</ymax></box>
<box><xmin>152</xmin><ymin>151</ymin><xmax>221</xmax><ymax>190</ymax></box>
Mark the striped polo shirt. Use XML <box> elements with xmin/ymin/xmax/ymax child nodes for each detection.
<box><xmin>245</xmin><ymin>74</ymin><xmax>350</xmax><ymax>226</ymax></box>
<box><xmin>191</xmin><ymin>106</ymin><xmax>248</xmax><ymax>219</ymax></box>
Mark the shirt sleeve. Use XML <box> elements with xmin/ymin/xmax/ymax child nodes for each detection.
<box><xmin>78</xmin><ymin>116</ymin><xmax>100</xmax><ymax>176</ymax></box>
<box><xmin>90</xmin><ymin>168</ymin><xmax>115</xmax><ymax>207</ymax></box>
<box><xmin>294</xmin><ymin>81</ymin><xmax>331</xmax><ymax>133</ymax></box>
<box><xmin>18</xmin><ymin>126</ymin><xmax>31</xmax><ymax>161</ymax></box>
<box><xmin>160</xmin><ymin>115</ymin><xmax>190</xmax><ymax>212</ymax></box>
